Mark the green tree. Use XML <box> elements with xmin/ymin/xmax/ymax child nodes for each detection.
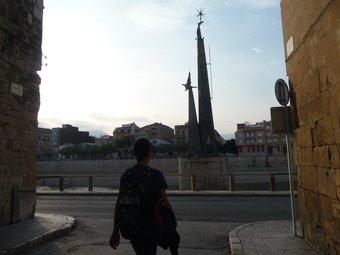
<box><xmin>100</xmin><ymin>143</ymin><xmax>115</xmax><ymax>154</ymax></box>
<box><xmin>59</xmin><ymin>144</ymin><xmax>81</xmax><ymax>158</ymax></box>
<box><xmin>216</xmin><ymin>139</ymin><xmax>237</xmax><ymax>155</ymax></box>
<box><xmin>153</xmin><ymin>143</ymin><xmax>175</xmax><ymax>156</ymax></box>
<box><xmin>114</xmin><ymin>136</ymin><xmax>134</xmax><ymax>149</ymax></box>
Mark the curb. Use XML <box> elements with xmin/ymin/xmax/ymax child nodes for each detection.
<box><xmin>1</xmin><ymin>215</ymin><xmax>75</xmax><ymax>255</ymax></box>
<box><xmin>229</xmin><ymin>222</ymin><xmax>256</xmax><ymax>255</ymax></box>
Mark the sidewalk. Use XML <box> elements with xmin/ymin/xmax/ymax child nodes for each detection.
<box><xmin>229</xmin><ymin>220</ymin><xmax>319</xmax><ymax>255</ymax></box>
<box><xmin>0</xmin><ymin>213</ymin><xmax>75</xmax><ymax>255</ymax></box>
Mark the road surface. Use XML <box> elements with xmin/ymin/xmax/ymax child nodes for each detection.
<box><xmin>23</xmin><ymin>195</ymin><xmax>293</xmax><ymax>255</ymax></box>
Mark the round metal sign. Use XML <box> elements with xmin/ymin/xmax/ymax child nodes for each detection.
<box><xmin>275</xmin><ymin>79</ymin><xmax>290</xmax><ymax>106</ymax></box>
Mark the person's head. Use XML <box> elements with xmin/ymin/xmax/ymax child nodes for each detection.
<box><xmin>133</xmin><ymin>138</ymin><xmax>152</xmax><ymax>162</ymax></box>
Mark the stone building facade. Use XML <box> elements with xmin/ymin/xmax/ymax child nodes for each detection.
<box><xmin>281</xmin><ymin>1</ymin><xmax>339</xmax><ymax>254</ymax></box>
<box><xmin>0</xmin><ymin>0</ymin><xmax>43</xmax><ymax>225</ymax></box>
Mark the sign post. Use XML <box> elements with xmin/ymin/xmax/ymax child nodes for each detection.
<box><xmin>274</xmin><ymin>79</ymin><xmax>297</xmax><ymax>236</ymax></box>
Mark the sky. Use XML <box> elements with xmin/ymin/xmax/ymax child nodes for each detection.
<box><xmin>37</xmin><ymin>0</ymin><xmax>287</xmax><ymax>139</ymax></box>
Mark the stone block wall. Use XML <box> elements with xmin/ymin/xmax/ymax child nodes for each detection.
<box><xmin>37</xmin><ymin>158</ymin><xmax>178</xmax><ymax>175</ymax></box>
<box><xmin>281</xmin><ymin>1</ymin><xmax>339</xmax><ymax>254</ymax></box>
<box><xmin>178</xmin><ymin>157</ymin><xmax>229</xmax><ymax>190</ymax></box>
<box><xmin>0</xmin><ymin>0</ymin><xmax>43</xmax><ymax>225</ymax></box>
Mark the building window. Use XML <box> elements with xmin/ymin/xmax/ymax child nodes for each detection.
<box><xmin>245</xmin><ymin>138</ymin><xmax>256</xmax><ymax>143</ymax></box>
<box><xmin>257</xmin><ymin>132</ymin><xmax>263</xmax><ymax>136</ymax></box>
<box><xmin>245</xmin><ymin>132</ymin><xmax>256</xmax><ymax>137</ymax></box>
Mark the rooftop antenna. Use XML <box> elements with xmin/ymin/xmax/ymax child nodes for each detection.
<box><xmin>207</xmin><ymin>46</ymin><xmax>213</xmax><ymax>100</ymax></box>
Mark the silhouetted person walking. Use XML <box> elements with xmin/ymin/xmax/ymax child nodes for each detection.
<box><xmin>110</xmin><ymin>138</ymin><xmax>179</xmax><ymax>255</ymax></box>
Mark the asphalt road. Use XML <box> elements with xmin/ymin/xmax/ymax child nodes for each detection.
<box><xmin>23</xmin><ymin>195</ymin><xmax>293</xmax><ymax>255</ymax></box>
<box><xmin>35</xmin><ymin>194</ymin><xmax>292</xmax><ymax>222</ymax></box>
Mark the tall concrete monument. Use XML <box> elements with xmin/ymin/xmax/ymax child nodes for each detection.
<box><xmin>183</xmin><ymin>10</ymin><xmax>217</xmax><ymax>156</ymax></box>
<box><xmin>196</xmin><ymin>10</ymin><xmax>217</xmax><ymax>155</ymax></box>
<box><xmin>179</xmin><ymin>10</ymin><xmax>227</xmax><ymax>191</ymax></box>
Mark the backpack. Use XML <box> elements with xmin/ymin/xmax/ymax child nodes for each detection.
<box><xmin>116</xmin><ymin>168</ymin><xmax>150</xmax><ymax>239</ymax></box>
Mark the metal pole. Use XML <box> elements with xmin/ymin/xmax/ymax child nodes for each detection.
<box><xmin>284</xmin><ymin>106</ymin><xmax>297</xmax><ymax>236</ymax></box>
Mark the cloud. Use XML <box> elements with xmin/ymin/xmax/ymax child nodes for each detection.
<box><xmin>126</xmin><ymin>0</ymin><xmax>212</xmax><ymax>31</ymax></box>
<box><xmin>223</xmin><ymin>0</ymin><xmax>279</xmax><ymax>9</ymax></box>
<box><xmin>251</xmin><ymin>46</ymin><xmax>263</xmax><ymax>54</ymax></box>
<box><xmin>127</xmin><ymin>3</ymin><xmax>185</xmax><ymax>30</ymax></box>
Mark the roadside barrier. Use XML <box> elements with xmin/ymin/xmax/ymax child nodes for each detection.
<box><xmin>37</xmin><ymin>172</ymin><xmax>295</xmax><ymax>192</ymax></box>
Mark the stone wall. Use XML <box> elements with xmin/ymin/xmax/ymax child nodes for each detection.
<box><xmin>281</xmin><ymin>1</ymin><xmax>340</xmax><ymax>254</ymax></box>
<box><xmin>0</xmin><ymin>0</ymin><xmax>43</xmax><ymax>225</ymax></box>
<box><xmin>37</xmin><ymin>158</ymin><xmax>178</xmax><ymax>175</ymax></box>
<box><xmin>178</xmin><ymin>157</ymin><xmax>229</xmax><ymax>190</ymax></box>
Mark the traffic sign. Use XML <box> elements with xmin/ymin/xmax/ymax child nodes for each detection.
<box><xmin>275</xmin><ymin>79</ymin><xmax>290</xmax><ymax>106</ymax></box>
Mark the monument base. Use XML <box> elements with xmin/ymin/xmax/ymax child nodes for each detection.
<box><xmin>178</xmin><ymin>157</ymin><xmax>228</xmax><ymax>190</ymax></box>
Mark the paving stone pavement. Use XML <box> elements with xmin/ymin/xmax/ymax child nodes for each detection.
<box><xmin>229</xmin><ymin>220</ymin><xmax>320</xmax><ymax>255</ymax></box>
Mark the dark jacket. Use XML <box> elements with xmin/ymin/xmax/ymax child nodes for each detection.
<box><xmin>155</xmin><ymin>199</ymin><xmax>180</xmax><ymax>255</ymax></box>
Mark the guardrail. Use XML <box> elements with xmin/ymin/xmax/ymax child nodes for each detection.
<box><xmin>37</xmin><ymin>172</ymin><xmax>295</xmax><ymax>192</ymax></box>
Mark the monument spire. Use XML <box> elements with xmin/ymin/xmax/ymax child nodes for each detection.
<box><xmin>183</xmin><ymin>72</ymin><xmax>201</xmax><ymax>154</ymax></box>
<box><xmin>196</xmin><ymin>10</ymin><xmax>217</xmax><ymax>155</ymax></box>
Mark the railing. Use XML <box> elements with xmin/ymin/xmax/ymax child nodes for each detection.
<box><xmin>37</xmin><ymin>172</ymin><xmax>295</xmax><ymax>192</ymax></box>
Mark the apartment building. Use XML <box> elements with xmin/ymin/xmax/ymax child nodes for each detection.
<box><xmin>235</xmin><ymin>121</ymin><xmax>286</xmax><ymax>156</ymax></box>
<box><xmin>174</xmin><ymin>124</ymin><xmax>189</xmax><ymax>145</ymax></box>
<box><xmin>95</xmin><ymin>135</ymin><xmax>113</xmax><ymax>145</ymax></box>
<box><xmin>51</xmin><ymin>124</ymin><xmax>95</xmax><ymax>151</ymax></box>
<box><xmin>140</xmin><ymin>123</ymin><xmax>174</xmax><ymax>143</ymax></box>
<box><xmin>112</xmin><ymin>123</ymin><xmax>139</xmax><ymax>140</ymax></box>
<box><xmin>113</xmin><ymin>122</ymin><xmax>174</xmax><ymax>144</ymax></box>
